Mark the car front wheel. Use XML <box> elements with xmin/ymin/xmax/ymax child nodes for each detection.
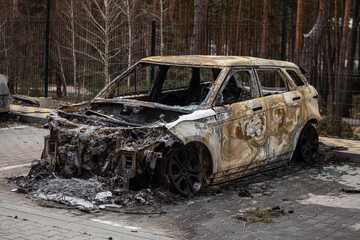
<box><xmin>166</xmin><ymin>147</ymin><xmax>202</xmax><ymax>196</ymax></box>
<box><xmin>295</xmin><ymin>124</ymin><xmax>319</xmax><ymax>164</ymax></box>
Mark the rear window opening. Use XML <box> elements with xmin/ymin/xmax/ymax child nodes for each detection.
<box><xmin>286</xmin><ymin>69</ymin><xmax>305</xmax><ymax>86</ymax></box>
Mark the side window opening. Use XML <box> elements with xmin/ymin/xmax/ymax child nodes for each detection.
<box><xmin>214</xmin><ymin>70</ymin><xmax>253</xmax><ymax>106</ymax></box>
<box><xmin>257</xmin><ymin>69</ymin><xmax>288</xmax><ymax>96</ymax></box>
<box><xmin>286</xmin><ymin>69</ymin><xmax>305</xmax><ymax>86</ymax></box>
<box><xmin>153</xmin><ymin>66</ymin><xmax>219</xmax><ymax>107</ymax></box>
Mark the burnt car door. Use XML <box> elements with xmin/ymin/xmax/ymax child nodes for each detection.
<box><xmin>255</xmin><ymin>67</ymin><xmax>304</xmax><ymax>160</ymax></box>
<box><xmin>212</xmin><ymin>68</ymin><xmax>269</xmax><ymax>178</ymax></box>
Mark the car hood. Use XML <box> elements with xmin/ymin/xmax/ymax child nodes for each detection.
<box><xmin>46</xmin><ymin>99</ymin><xmax>189</xmax><ymax>152</ymax></box>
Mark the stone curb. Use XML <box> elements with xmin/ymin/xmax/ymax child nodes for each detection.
<box><xmin>327</xmin><ymin>150</ymin><xmax>360</xmax><ymax>164</ymax></box>
<box><xmin>9</xmin><ymin>104</ymin><xmax>52</xmax><ymax>124</ymax></box>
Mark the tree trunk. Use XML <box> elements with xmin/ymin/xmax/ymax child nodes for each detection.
<box><xmin>70</xmin><ymin>0</ymin><xmax>77</xmax><ymax>96</ymax></box>
<box><xmin>12</xmin><ymin>0</ymin><xmax>19</xmax><ymax>17</ymax></box>
<box><xmin>56</xmin><ymin>73</ymin><xmax>62</xmax><ymax>98</ymax></box>
<box><xmin>325</xmin><ymin>31</ymin><xmax>333</xmax><ymax>114</ymax></box>
<box><xmin>295</xmin><ymin>0</ymin><xmax>304</xmax><ymax>64</ymax></box>
<box><xmin>169</xmin><ymin>0</ymin><xmax>175</xmax><ymax>24</ymax></box>
<box><xmin>56</xmin><ymin>44</ymin><xmax>67</xmax><ymax>97</ymax></box>
<box><xmin>8</xmin><ymin>0</ymin><xmax>20</xmax><ymax>93</ymax></box>
<box><xmin>260</xmin><ymin>0</ymin><xmax>269</xmax><ymax>58</ymax></box>
<box><xmin>125</xmin><ymin>0</ymin><xmax>132</xmax><ymax>86</ymax></box>
<box><xmin>342</xmin><ymin>0</ymin><xmax>359</xmax><ymax>117</ymax></box>
<box><xmin>235</xmin><ymin>0</ymin><xmax>242</xmax><ymax>54</ymax></box>
<box><xmin>300</xmin><ymin>0</ymin><xmax>330</xmax><ymax>80</ymax></box>
<box><xmin>104</xmin><ymin>0</ymin><xmax>110</xmax><ymax>84</ymax></box>
<box><xmin>334</xmin><ymin>0</ymin><xmax>340</xmax><ymax>67</ymax></box>
<box><xmin>160</xmin><ymin>0</ymin><xmax>164</xmax><ymax>55</ymax></box>
<box><xmin>190</xmin><ymin>0</ymin><xmax>206</xmax><ymax>54</ymax></box>
<box><xmin>334</xmin><ymin>0</ymin><xmax>351</xmax><ymax>136</ymax></box>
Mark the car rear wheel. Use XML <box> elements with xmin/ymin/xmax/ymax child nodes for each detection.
<box><xmin>296</xmin><ymin>124</ymin><xmax>319</xmax><ymax>164</ymax></box>
<box><xmin>166</xmin><ymin>147</ymin><xmax>202</xmax><ymax>196</ymax></box>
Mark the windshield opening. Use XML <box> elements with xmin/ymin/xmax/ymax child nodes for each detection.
<box><xmin>103</xmin><ymin>63</ymin><xmax>220</xmax><ymax>112</ymax></box>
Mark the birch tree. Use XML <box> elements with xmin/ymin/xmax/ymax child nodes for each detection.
<box><xmin>117</xmin><ymin>0</ymin><xmax>144</xmax><ymax>86</ymax></box>
<box><xmin>119</xmin><ymin>0</ymin><xmax>133</xmax><ymax>71</ymax></box>
<box><xmin>80</xmin><ymin>0</ymin><xmax>124</xmax><ymax>85</ymax></box>
<box><xmin>59</xmin><ymin>0</ymin><xmax>79</xmax><ymax>96</ymax></box>
<box><xmin>117</xmin><ymin>1</ymin><xmax>144</xmax><ymax>66</ymax></box>
<box><xmin>153</xmin><ymin>0</ymin><xmax>169</xmax><ymax>55</ymax></box>
<box><xmin>148</xmin><ymin>0</ymin><xmax>170</xmax><ymax>55</ymax></box>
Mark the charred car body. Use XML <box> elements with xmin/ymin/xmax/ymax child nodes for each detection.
<box><xmin>43</xmin><ymin>56</ymin><xmax>320</xmax><ymax>196</ymax></box>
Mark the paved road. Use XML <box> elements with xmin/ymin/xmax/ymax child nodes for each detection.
<box><xmin>0</xmin><ymin>125</ymin><xmax>46</xmax><ymax>169</ymax></box>
<box><xmin>1</xmin><ymin>125</ymin><xmax>360</xmax><ymax>239</ymax></box>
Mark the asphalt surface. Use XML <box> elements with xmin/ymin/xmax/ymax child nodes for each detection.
<box><xmin>0</xmin><ymin>124</ymin><xmax>360</xmax><ymax>239</ymax></box>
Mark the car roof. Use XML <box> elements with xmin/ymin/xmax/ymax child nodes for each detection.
<box><xmin>140</xmin><ymin>55</ymin><xmax>298</xmax><ymax>68</ymax></box>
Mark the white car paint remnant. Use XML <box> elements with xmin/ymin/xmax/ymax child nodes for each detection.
<box><xmin>165</xmin><ymin>109</ymin><xmax>216</xmax><ymax>129</ymax></box>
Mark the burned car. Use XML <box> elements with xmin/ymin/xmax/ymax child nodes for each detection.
<box><xmin>43</xmin><ymin>56</ymin><xmax>320</xmax><ymax>196</ymax></box>
<box><xmin>0</xmin><ymin>74</ymin><xmax>10</xmax><ymax>113</ymax></box>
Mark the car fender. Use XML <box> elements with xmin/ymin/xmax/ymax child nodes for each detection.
<box><xmin>166</xmin><ymin>109</ymin><xmax>222</xmax><ymax>174</ymax></box>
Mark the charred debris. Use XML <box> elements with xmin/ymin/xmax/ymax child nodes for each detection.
<box><xmin>42</xmin><ymin>99</ymin><xmax>185</xmax><ymax>191</ymax></box>
<box><xmin>8</xmin><ymin>99</ymin><xmax>192</xmax><ymax>211</ymax></box>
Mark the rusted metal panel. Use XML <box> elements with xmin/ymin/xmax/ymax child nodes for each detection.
<box><xmin>140</xmin><ymin>55</ymin><xmax>299</xmax><ymax>68</ymax></box>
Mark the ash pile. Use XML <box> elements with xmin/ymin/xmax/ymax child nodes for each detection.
<box><xmin>8</xmin><ymin>159</ymin><xmax>176</xmax><ymax>212</ymax></box>
<box><xmin>7</xmin><ymin>108</ymin><xmax>179</xmax><ymax>212</ymax></box>
<box><xmin>7</xmin><ymin>103</ymin><xmax>183</xmax><ymax>212</ymax></box>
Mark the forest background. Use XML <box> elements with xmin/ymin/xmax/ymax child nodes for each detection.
<box><xmin>0</xmin><ymin>0</ymin><xmax>359</xmax><ymax>137</ymax></box>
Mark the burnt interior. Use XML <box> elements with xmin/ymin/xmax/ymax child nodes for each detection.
<box><xmin>148</xmin><ymin>66</ymin><xmax>218</xmax><ymax>107</ymax></box>
<box><xmin>91</xmin><ymin>102</ymin><xmax>183</xmax><ymax>124</ymax></box>
<box><xmin>106</xmin><ymin>64</ymin><xmax>220</xmax><ymax>110</ymax></box>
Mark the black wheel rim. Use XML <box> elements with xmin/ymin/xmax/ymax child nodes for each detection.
<box><xmin>167</xmin><ymin>148</ymin><xmax>202</xmax><ymax>196</ymax></box>
<box><xmin>300</xmin><ymin>125</ymin><xmax>319</xmax><ymax>163</ymax></box>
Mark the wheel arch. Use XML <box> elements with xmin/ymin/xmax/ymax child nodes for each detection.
<box><xmin>306</xmin><ymin>118</ymin><xmax>319</xmax><ymax>125</ymax></box>
<box><xmin>293</xmin><ymin>119</ymin><xmax>319</xmax><ymax>151</ymax></box>
<box><xmin>186</xmin><ymin>141</ymin><xmax>213</xmax><ymax>183</ymax></box>
<box><xmin>291</xmin><ymin>119</ymin><xmax>319</xmax><ymax>160</ymax></box>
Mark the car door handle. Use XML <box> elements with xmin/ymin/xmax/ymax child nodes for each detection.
<box><xmin>292</xmin><ymin>97</ymin><xmax>301</xmax><ymax>101</ymax></box>
<box><xmin>252</xmin><ymin>106</ymin><xmax>262</xmax><ymax>112</ymax></box>
<box><xmin>313</xmin><ymin>95</ymin><xmax>318</xmax><ymax>99</ymax></box>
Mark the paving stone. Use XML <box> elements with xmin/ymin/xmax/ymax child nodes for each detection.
<box><xmin>1</xmin><ymin>125</ymin><xmax>360</xmax><ymax>239</ymax></box>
